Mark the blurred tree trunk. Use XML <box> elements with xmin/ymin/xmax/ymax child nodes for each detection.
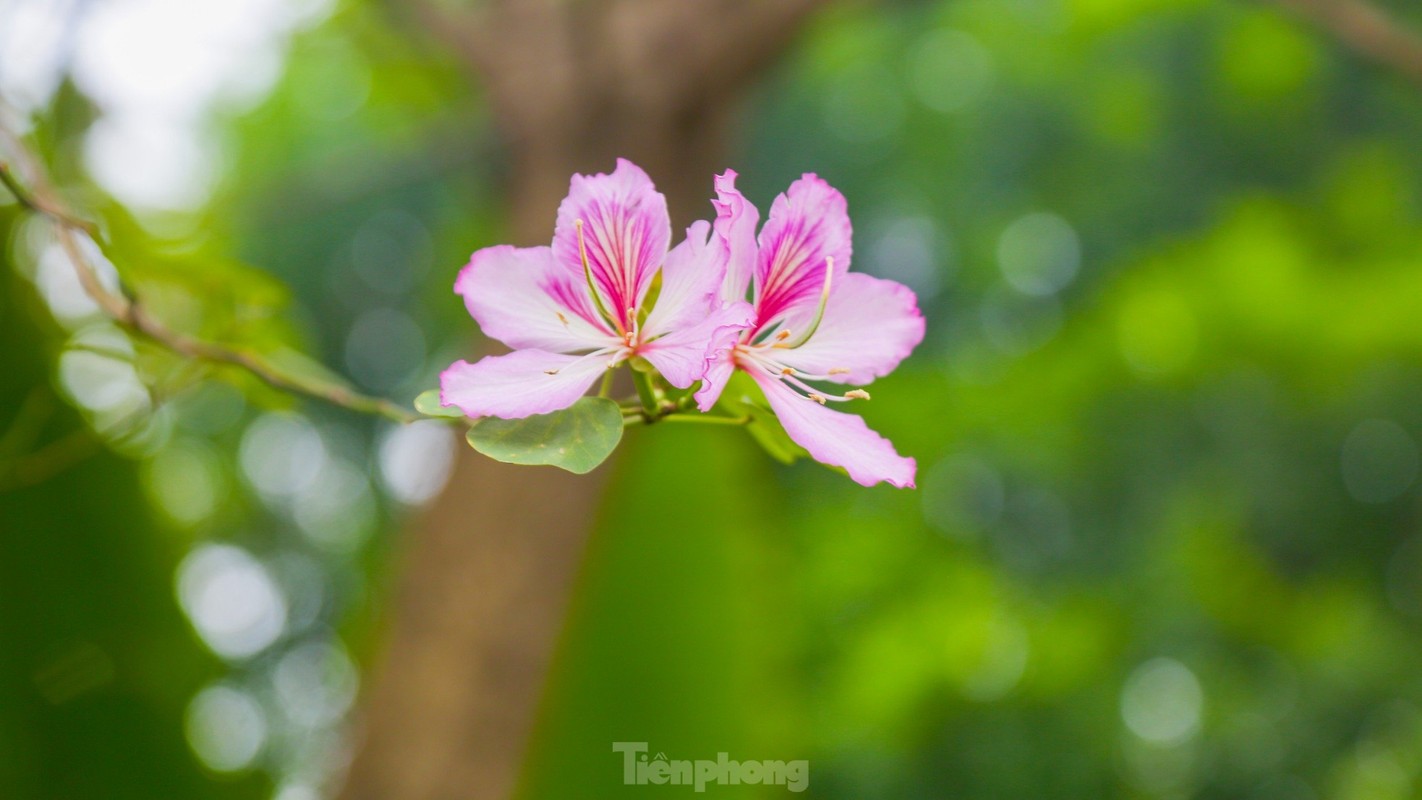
<box><xmin>338</xmin><ymin>3</ymin><xmax>825</xmax><ymax>799</ymax></box>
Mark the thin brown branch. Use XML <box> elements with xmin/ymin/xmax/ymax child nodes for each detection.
<box><xmin>0</xmin><ymin>161</ymin><xmax>98</xmax><ymax>235</ymax></box>
<box><xmin>1270</xmin><ymin>0</ymin><xmax>1422</xmax><ymax>88</ymax></box>
<box><xmin>0</xmin><ymin>124</ymin><xmax>420</xmax><ymax>425</ymax></box>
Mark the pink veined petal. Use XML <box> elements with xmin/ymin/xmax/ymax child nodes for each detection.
<box><xmin>694</xmin><ymin>349</ymin><xmax>737</xmax><ymax>412</ymax></box>
<box><xmin>641</xmin><ymin>219</ymin><xmax>725</xmax><ymax>340</ymax></box>
<box><xmin>691</xmin><ymin>302</ymin><xmax>756</xmax><ymax>411</ymax></box>
<box><xmin>440</xmin><ymin>349</ymin><xmax>615</xmax><ymax>420</ymax></box>
<box><xmin>455</xmin><ymin>245</ymin><xmax>618</xmax><ymax>353</ymax></box>
<box><xmin>552</xmin><ymin>158</ymin><xmax>671</xmax><ymax>322</ymax></box>
<box><xmin>642</xmin><ymin>300</ymin><xmax>754</xmax><ymax>390</ymax></box>
<box><xmin>750</xmin><ymin>369</ymin><xmax>916</xmax><ymax>488</ymax></box>
<box><xmin>753</xmin><ymin>174</ymin><xmax>853</xmax><ymax>329</ymax></box>
<box><xmin>774</xmin><ymin>272</ymin><xmax>925</xmax><ymax>385</ymax></box>
<box><xmin>712</xmin><ymin>169</ymin><xmax>760</xmax><ymax>305</ymax></box>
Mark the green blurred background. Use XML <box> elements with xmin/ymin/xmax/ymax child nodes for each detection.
<box><xmin>5</xmin><ymin>0</ymin><xmax>1422</xmax><ymax>797</ymax></box>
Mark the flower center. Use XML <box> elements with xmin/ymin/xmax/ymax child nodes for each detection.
<box><xmin>621</xmin><ymin>306</ymin><xmax>641</xmax><ymax>348</ymax></box>
<box><xmin>734</xmin><ymin>256</ymin><xmax>866</xmax><ymax>404</ymax></box>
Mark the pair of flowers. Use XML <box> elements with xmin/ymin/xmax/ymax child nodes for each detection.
<box><xmin>440</xmin><ymin>160</ymin><xmax>924</xmax><ymax>488</ymax></box>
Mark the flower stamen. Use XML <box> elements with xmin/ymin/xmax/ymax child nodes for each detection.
<box><xmin>779</xmin><ymin>257</ymin><xmax>833</xmax><ymax>349</ymax></box>
<box><xmin>624</xmin><ymin>306</ymin><xmax>640</xmax><ymax>346</ymax></box>
<box><xmin>735</xmin><ymin>343</ymin><xmax>873</xmax><ymax>405</ymax></box>
<box><xmin>576</xmin><ymin>219</ymin><xmax>624</xmax><ymax>335</ymax></box>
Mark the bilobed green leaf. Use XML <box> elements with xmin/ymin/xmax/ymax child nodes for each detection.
<box><xmin>720</xmin><ymin>372</ymin><xmax>806</xmax><ymax>465</ymax></box>
<box><xmin>414</xmin><ymin>389</ymin><xmax>463</xmax><ymax>418</ymax></box>
<box><xmin>465</xmin><ymin>397</ymin><xmax>623</xmax><ymax>474</ymax></box>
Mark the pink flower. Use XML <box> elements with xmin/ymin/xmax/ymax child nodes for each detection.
<box><xmin>696</xmin><ymin>171</ymin><xmax>925</xmax><ymax>488</ymax></box>
<box><xmin>440</xmin><ymin>159</ymin><xmax>749</xmax><ymax>419</ymax></box>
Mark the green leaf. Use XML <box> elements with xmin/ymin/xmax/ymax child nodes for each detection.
<box><xmin>414</xmin><ymin>389</ymin><xmax>463</xmax><ymax>418</ymax></box>
<box><xmin>465</xmin><ymin>397</ymin><xmax>623</xmax><ymax>474</ymax></box>
<box><xmin>720</xmin><ymin>372</ymin><xmax>806</xmax><ymax>465</ymax></box>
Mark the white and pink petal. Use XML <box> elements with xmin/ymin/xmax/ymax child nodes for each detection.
<box><xmin>775</xmin><ymin>273</ymin><xmax>924</xmax><ymax>385</ymax></box>
<box><xmin>750</xmin><ymin>370</ymin><xmax>916</xmax><ymax>488</ymax></box>
<box><xmin>455</xmin><ymin>245</ymin><xmax>616</xmax><ymax>353</ymax></box>
<box><xmin>641</xmin><ymin>300</ymin><xmax>754</xmax><ymax>391</ymax></box>
<box><xmin>753</xmin><ymin>174</ymin><xmax>853</xmax><ymax>327</ymax></box>
<box><xmin>694</xmin><ymin>350</ymin><xmax>738</xmax><ymax>413</ymax></box>
<box><xmin>552</xmin><ymin>159</ymin><xmax>671</xmax><ymax>319</ymax></box>
<box><xmin>440</xmin><ymin>349</ymin><xmax>616</xmax><ymax>420</ymax></box>
<box><xmin>641</xmin><ymin>219</ymin><xmax>725</xmax><ymax>340</ymax></box>
<box><xmin>712</xmin><ymin>170</ymin><xmax>760</xmax><ymax>305</ymax></box>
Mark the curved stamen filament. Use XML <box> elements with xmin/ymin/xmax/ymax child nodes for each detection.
<box><xmin>737</xmin><ymin>256</ymin><xmax>869</xmax><ymax>406</ymax></box>
<box><xmin>736</xmin><ymin>344</ymin><xmax>868</xmax><ymax>404</ymax></box>
<box><xmin>576</xmin><ymin>219</ymin><xmax>625</xmax><ymax>335</ymax></box>
<box><xmin>780</xmin><ymin>257</ymin><xmax>833</xmax><ymax>350</ymax></box>
<box><xmin>777</xmin><ymin>368</ymin><xmax>859</xmax><ymax>402</ymax></box>
<box><xmin>774</xmin><ymin>365</ymin><xmax>852</xmax><ymax>382</ymax></box>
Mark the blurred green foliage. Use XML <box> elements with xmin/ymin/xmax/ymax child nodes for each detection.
<box><xmin>5</xmin><ymin>0</ymin><xmax>1422</xmax><ymax>798</ymax></box>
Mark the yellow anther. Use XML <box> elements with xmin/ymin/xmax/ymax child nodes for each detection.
<box><xmin>556</xmin><ymin>311</ymin><xmax>570</xmax><ymax>326</ymax></box>
<box><xmin>845</xmin><ymin>389</ymin><xmax>871</xmax><ymax>400</ymax></box>
<box><xmin>808</xmin><ymin>393</ymin><xmax>827</xmax><ymax>405</ymax></box>
<box><xmin>775</xmin><ymin>330</ymin><xmax>792</xmax><ymax>341</ymax></box>
<box><xmin>828</xmin><ymin>367</ymin><xmax>850</xmax><ymax>375</ymax></box>
<box><xmin>781</xmin><ymin>367</ymin><xmax>795</xmax><ymax>376</ymax></box>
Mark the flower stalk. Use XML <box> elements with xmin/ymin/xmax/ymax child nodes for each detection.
<box><xmin>632</xmin><ymin>367</ymin><xmax>662</xmax><ymax>420</ymax></box>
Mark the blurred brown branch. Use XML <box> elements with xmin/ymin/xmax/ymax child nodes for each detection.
<box><xmin>0</xmin><ymin>374</ymin><xmax>199</xmax><ymax>492</ymax></box>
<box><xmin>0</xmin><ymin>127</ymin><xmax>420</xmax><ymax>425</ymax></box>
<box><xmin>0</xmin><ymin>388</ymin><xmax>92</xmax><ymax>492</ymax></box>
<box><xmin>1270</xmin><ymin>0</ymin><xmax>1422</xmax><ymax>88</ymax></box>
<box><xmin>0</xmin><ymin>425</ymin><xmax>99</xmax><ymax>493</ymax></box>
